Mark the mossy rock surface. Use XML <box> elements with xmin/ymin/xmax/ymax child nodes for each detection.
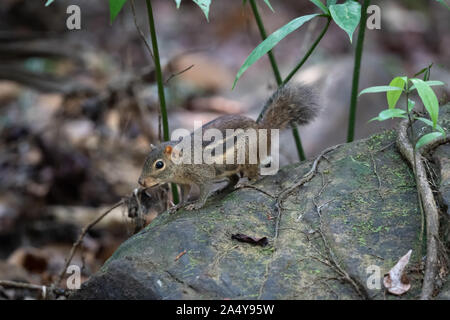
<box><xmin>72</xmin><ymin>105</ymin><xmax>450</xmax><ymax>300</ymax></box>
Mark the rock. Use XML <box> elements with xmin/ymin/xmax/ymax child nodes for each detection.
<box><xmin>71</xmin><ymin>105</ymin><xmax>450</xmax><ymax>300</ymax></box>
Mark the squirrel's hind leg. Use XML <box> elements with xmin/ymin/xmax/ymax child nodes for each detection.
<box><xmin>216</xmin><ymin>174</ymin><xmax>240</xmax><ymax>195</ymax></box>
<box><xmin>242</xmin><ymin>164</ymin><xmax>260</xmax><ymax>181</ymax></box>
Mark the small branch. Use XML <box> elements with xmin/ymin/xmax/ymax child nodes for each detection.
<box><xmin>0</xmin><ymin>280</ymin><xmax>48</xmax><ymax>299</ymax></box>
<box><xmin>53</xmin><ymin>200</ymin><xmax>124</xmax><ymax>288</ymax></box>
<box><xmin>165</xmin><ymin>64</ymin><xmax>194</xmax><ymax>84</ymax></box>
<box><xmin>130</xmin><ymin>0</ymin><xmax>154</xmax><ymax>61</ymax></box>
<box><xmin>396</xmin><ymin>119</ymin><xmax>441</xmax><ymax>300</ymax></box>
<box><xmin>312</xmin><ymin>197</ymin><xmax>368</xmax><ymax>299</ymax></box>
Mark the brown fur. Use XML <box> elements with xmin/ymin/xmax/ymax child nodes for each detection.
<box><xmin>139</xmin><ymin>83</ymin><xmax>320</xmax><ymax>211</ymax></box>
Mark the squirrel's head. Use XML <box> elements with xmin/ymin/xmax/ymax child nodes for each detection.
<box><xmin>138</xmin><ymin>141</ymin><xmax>180</xmax><ymax>188</ymax></box>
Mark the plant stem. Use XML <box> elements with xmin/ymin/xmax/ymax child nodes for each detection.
<box><xmin>283</xmin><ymin>17</ymin><xmax>331</xmax><ymax>85</ymax></box>
<box><xmin>249</xmin><ymin>0</ymin><xmax>308</xmax><ymax>160</ymax></box>
<box><xmin>145</xmin><ymin>0</ymin><xmax>179</xmax><ymax>204</ymax></box>
<box><xmin>346</xmin><ymin>0</ymin><xmax>370</xmax><ymax>142</ymax></box>
<box><xmin>248</xmin><ymin>0</ymin><xmax>282</xmax><ymax>85</ymax></box>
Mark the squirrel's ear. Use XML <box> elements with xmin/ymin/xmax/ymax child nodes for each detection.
<box><xmin>164</xmin><ymin>145</ymin><xmax>173</xmax><ymax>155</ymax></box>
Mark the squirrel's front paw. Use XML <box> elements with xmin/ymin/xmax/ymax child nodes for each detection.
<box><xmin>168</xmin><ymin>204</ymin><xmax>183</xmax><ymax>214</ymax></box>
<box><xmin>184</xmin><ymin>201</ymin><xmax>204</xmax><ymax>211</ymax></box>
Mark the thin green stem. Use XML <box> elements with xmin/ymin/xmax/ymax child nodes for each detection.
<box><xmin>249</xmin><ymin>0</ymin><xmax>282</xmax><ymax>85</ymax></box>
<box><xmin>283</xmin><ymin>17</ymin><xmax>331</xmax><ymax>85</ymax></box>
<box><xmin>250</xmin><ymin>0</ymin><xmax>311</xmax><ymax>160</ymax></box>
<box><xmin>346</xmin><ymin>0</ymin><xmax>370</xmax><ymax>142</ymax></box>
<box><xmin>146</xmin><ymin>0</ymin><xmax>168</xmax><ymax>141</ymax></box>
<box><xmin>145</xmin><ymin>0</ymin><xmax>179</xmax><ymax>204</ymax></box>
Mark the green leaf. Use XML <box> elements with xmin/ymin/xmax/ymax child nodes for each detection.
<box><xmin>408</xmin><ymin>80</ymin><xmax>445</xmax><ymax>91</ymax></box>
<box><xmin>264</xmin><ymin>0</ymin><xmax>274</xmax><ymax>12</ymax></box>
<box><xmin>387</xmin><ymin>77</ymin><xmax>406</xmax><ymax>109</ymax></box>
<box><xmin>370</xmin><ymin>109</ymin><xmax>407</xmax><ymax>122</ymax></box>
<box><xmin>416</xmin><ymin>117</ymin><xmax>446</xmax><ymax>136</ymax></box>
<box><xmin>329</xmin><ymin>0</ymin><xmax>361</xmax><ymax>43</ymax></box>
<box><xmin>410</xmin><ymin>78</ymin><xmax>440</xmax><ymax>128</ymax></box>
<box><xmin>45</xmin><ymin>0</ymin><xmax>55</xmax><ymax>6</ymax></box>
<box><xmin>310</xmin><ymin>0</ymin><xmax>329</xmax><ymax>14</ymax></box>
<box><xmin>416</xmin><ymin>132</ymin><xmax>445</xmax><ymax>149</ymax></box>
<box><xmin>327</xmin><ymin>0</ymin><xmax>337</xmax><ymax>6</ymax></box>
<box><xmin>434</xmin><ymin>0</ymin><xmax>450</xmax><ymax>10</ymax></box>
<box><xmin>175</xmin><ymin>0</ymin><xmax>181</xmax><ymax>9</ymax></box>
<box><xmin>233</xmin><ymin>13</ymin><xmax>319</xmax><ymax>88</ymax></box>
<box><xmin>193</xmin><ymin>0</ymin><xmax>211</xmax><ymax>21</ymax></box>
<box><xmin>408</xmin><ymin>99</ymin><xmax>416</xmax><ymax>112</ymax></box>
<box><xmin>414</xmin><ymin>63</ymin><xmax>433</xmax><ymax>80</ymax></box>
<box><xmin>359</xmin><ymin>86</ymin><xmax>404</xmax><ymax>96</ymax></box>
<box><xmin>243</xmin><ymin>0</ymin><xmax>274</xmax><ymax>11</ymax></box>
<box><xmin>109</xmin><ymin>0</ymin><xmax>128</xmax><ymax>23</ymax></box>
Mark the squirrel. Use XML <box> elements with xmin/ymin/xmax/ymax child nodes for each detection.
<box><xmin>138</xmin><ymin>83</ymin><xmax>320</xmax><ymax>212</ymax></box>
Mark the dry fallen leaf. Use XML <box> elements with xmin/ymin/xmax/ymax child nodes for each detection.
<box><xmin>231</xmin><ymin>234</ymin><xmax>269</xmax><ymax>247</ymax></box>
<box><xmin>383</xmin><ymin>249</ymin><xmax>412</xmax><ymax>295</ymax></box>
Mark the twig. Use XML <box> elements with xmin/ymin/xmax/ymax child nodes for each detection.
<box><xmin>53</xmin><ymin>200</ymin><xmax>125</xmax><ymax>288</ymax></box>
<box><xmin>312</xmin><ymin>197</ymin><xmax>368</xmax><ymax>299</ymax></box>
<box><xmin>130</xmin><ymin>0</ymin><xmax>154</xmax><ymax>61</ymax></box>
<box><xmin>370</xmin><ymin>152</ymin><xmax>383</xmax><ymax>200</ymax></box>
<box><xmin>165</xmin><ymin>64</ymin><xmax>194</xmax><ymax>84</ymax></box>
<box><xmin>235</xmin><ymin>183</ymin><xmax>276</xmax><ymax>199</ymax></box>
<box><xmin>396</xmin><ymin>119</ymin><xmax>442</xmax><ymax>299</ymax></box>
<box><xmin>0</xmin><ymin>280</ymin><xmax>48</xmax><ymax>299</ymax></box>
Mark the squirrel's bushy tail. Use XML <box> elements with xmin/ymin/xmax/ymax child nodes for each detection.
<box><xmin>257</xmin><ymin>83</ymin><xmax>320</xmax><ymax>129</ymax></box>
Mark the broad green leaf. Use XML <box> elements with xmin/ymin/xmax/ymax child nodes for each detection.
<box><xmin>327</xmin><ymin>0</ymin><xmax>337</xmax><ymax>6</ymax></box>
<box><xmin>45</xmin><ymin>0</ymin><xmax>55</xmax><ymax>6</ymax></box>
<box><xmin>370</xmin><ymin>109</ymin><xmax>407</xmax><ymax>122</ymax></box>
<box><xmin>408</xmin><ymin>80</ymin><xmax>445</xmax><ymax>91</ymax></box>
<box><xmin>329</xmin><ymin>0</ymin><xmax>361</xmax><ymax>43</ymax></box>
<box><xmin>416</xmin><ymin>132</ymin><xmax>444</xmax><ymax>149</ymax></box>
<box><xmin>109</xmin><ymin>0</ymin><xmax>127</xmax><ymax>23</ymax></box>
<box><xmin>410</xmin><ymin>78</ymin><xmax>440</xmax><ymax>128</ymax></box>
<box><xmin>416</xmin><ymin>117</ymin><xmax>446</xmax><ymax>136</ymax></box>
<box><xmin>387</xmin><ymin>77</ymin><xmax>406</xmax><ymax>109</ymax></box>
<box><xmin>408</xmin><ymin>99</ymin><xmax>416</xmax><ymax>112</ymax></box>
<box><xmin>175</xmin><ymin>0</ymin><xmax>181</xmax><ymax>8</ymax></box>
<box><xmin>193</xmin><ymin>0</ymin><xmax>211</xmax><ymax>21</ymax></box>
<box><xmin>359</xmin><ymin>86</ymin><xmax>403</xmax><ymax>96</ymax></box>
<box><xmin>233</xmin><ymin>13</ymin><xmax>319</xmax><ymax>88</ymax></box>
<box><xmin>434</xmin><ymin>0</ymin><xmax>450</xmax><ymax>10</ymax></box>
<box><xmin>310</xmin><ymin>0</ymin><xmax>329</xmax><ymax>14</ymax></box>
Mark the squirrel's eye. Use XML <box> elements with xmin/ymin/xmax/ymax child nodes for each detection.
<box><xmin>155</xmin><ymin>160</ymin><xmax>164</xmax><ymax>169</ymax></box>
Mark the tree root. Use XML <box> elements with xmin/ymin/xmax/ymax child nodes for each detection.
<box><xmin>396</xmin><ymin>119</ymin><xmax>445</xmax><ymax>299</ymax></box>
<box><xmin>273</xmin><ymin>144</ymin><xmax>343</xmax><ymax>239</ymax></box>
